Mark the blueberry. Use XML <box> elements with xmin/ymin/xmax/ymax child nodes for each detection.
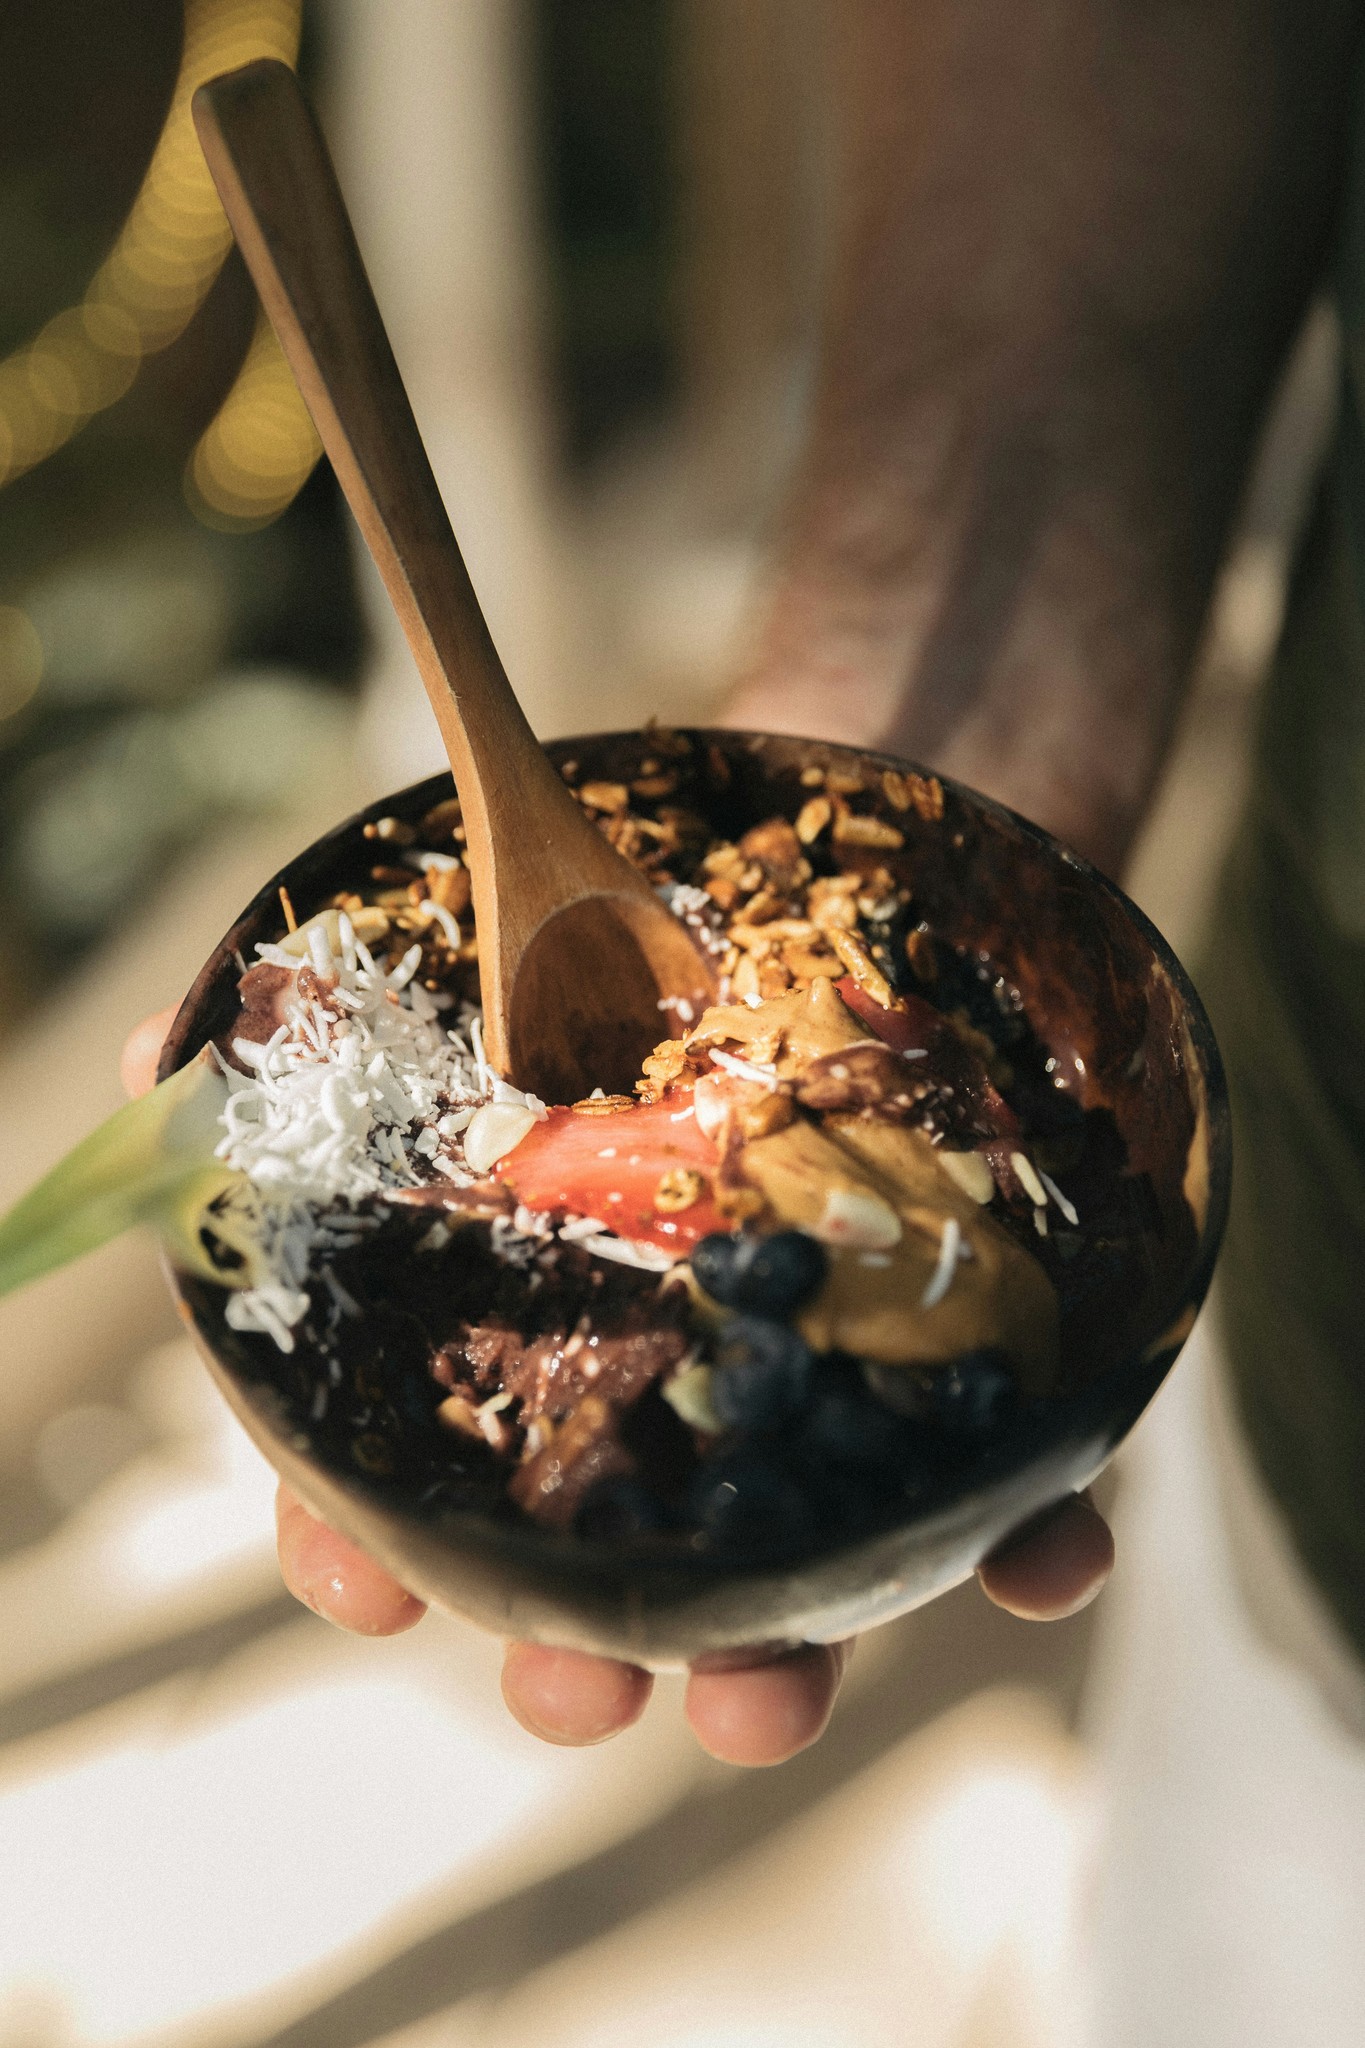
<box><xmin>574</xmin><ymin>1475</ymin><xmax>670</xmax><ymax>1542</ymax></box>
<box><xmin>691</xmin><ymin>1230</ymin><xmax>827</xmax><ymax>1316</ymax></box>
<box><xmin>688</xmin><ymin>1234</ymin><xmax>739</xmax><ymax>1303</ymax></box>
<box><xmin>396</xmin><ymin>1375</ymin><xmax>440</xmax><ymax>1428</ymax></box>
<box><xmin>687</xmin><ymin>1449</ymin><xmax>808</xmax><ymax>1549</ymax></box>
<box><xmin>922</xmin><ymin>1348</ymin><xmax>1019</xmax><ymax>1434</ymax></box>
<box><xmin>796</xmin><ymin>1373</ymin><xmax>912</xmax><ymax>1473</ymax></box>
<box><xmin>710</xmin><ymin>1316</ymin><xmax>815</xmax><ymax>1430</ymax></box>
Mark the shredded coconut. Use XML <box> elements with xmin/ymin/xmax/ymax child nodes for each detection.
<box><xmin>224</xmin><ymin>1280</ymin><xmax>311</xmax><ymax>1352</ymax></box>
<box><xmin>1010</xmin><ymin>1149</ymin><xmax>1049</xmax><ymax>1210</ymax></box>
<box><xmin>218</xmin><ymin>941</ymin><xmax>486</xmax><ymax>1206</ymax></box>
<box><xmin>920</xmin><ymin>1216</ymin><xmax>964</xmax><ymax>1309</ymax></box>
<box><xmin>575</xmin><ymin>1233</ymin><xmax>676</xmax><ymax>1272</ymax></box>
<box><xmin>665</xmin><ymin>882</ymin><xmax>729</xmax><ymax>960</ymax></box>
<box><xmin>212</xmin><ymin>919</ymin><xmax>502</xmax><ymax>1347</ymax></box>
<box><xmin>1038</xmin><ymin>1169</ymin><xmax>1079</xmax><ymax>1226</ymax></box>
<box><xmin>708</xmin><ymin>1047</ymin><xmax>780</xmax><ymax>1091</ymax></box>
<box><xmin>558</xmin><ymin>1214</ymin><xmax>610</xmax><ymax>1242</ymax></box>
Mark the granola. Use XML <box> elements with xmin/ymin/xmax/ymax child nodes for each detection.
<box><xmin>199</xmin><ymin>735</ymin><xmax>1136</xmax><ymax>1555</ymax></box>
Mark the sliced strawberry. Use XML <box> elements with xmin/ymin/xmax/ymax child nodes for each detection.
<box><xmin>496</xmin><ymin>1089</ymin><xmax>728</xmax><ymax>1252</ymax></box>
<box><xmin>835</xmin><ymin>975</ymin><xmax>1025</xmax><ymax>1168</ymax></box>
<box><xmin>835</xmin><ymin>975</ymin><xmax>939</xmax><ymax>1055</ymax></box>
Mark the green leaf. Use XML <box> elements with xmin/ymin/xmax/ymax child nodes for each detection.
<box><xmin>0</xmin><ymin>1053</ymin><xmax>262</xmax><ymax>1296</ymax></box>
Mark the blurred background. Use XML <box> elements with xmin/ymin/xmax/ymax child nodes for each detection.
<box><xmin>0</xmin><ymin>4</ymin><xmax>1342</xmax><ymax>2044</ymax></box>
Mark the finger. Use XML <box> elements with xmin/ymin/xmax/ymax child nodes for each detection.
<box><xmin>501</xmin><ymin>1642</ymin><xmax>654</xmax><ymax>1746</ymax></box>
<box><xmin>275</xmin><ymin>1482</ymin><xmax>427</xmax><ymax>1635</ymax></box>
<box><xmin>976</xmin><ymin>1490</ymin><xmax>1114</xmax><ymax>1620</ymax></box>
<box><xmin>684</xmin><ymin>1640</ymin><xmax>851</xmax><ymax>1767</ymax></box>
<box><xmin>120</xmin><ymin>1005</ymin><xmax>181</xmax><ymax>1098</ymax></box>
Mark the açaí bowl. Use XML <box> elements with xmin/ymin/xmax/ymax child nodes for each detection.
<box><xmin>158</xmin><ymin>729</ymin><xmax>1230</xmax><ymax>1664</ymax></box>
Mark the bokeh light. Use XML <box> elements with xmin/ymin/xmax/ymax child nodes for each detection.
<box><xmin>186</xmin><ymin>307</ymin><xmax>323</xmax><ymax>529</ymax></box>
<box><xmin>0</xmin><ymin>0</ymin><xmax>304</xmax><ymax>494</ymax></box>
<box><xmin>0</xmin><ymin>605</ymin><xmax>44</xmax><ymax>721</ymax></box>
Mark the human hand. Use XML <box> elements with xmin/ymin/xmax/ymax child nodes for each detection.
<box><xmin>124</xmin><ymin>1010</ymin><xmax>1112</xmax><ymax>1766</ymax></box>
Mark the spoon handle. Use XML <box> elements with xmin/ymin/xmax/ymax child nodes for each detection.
<box><xmin>191</xmin><ymin>59</ymin><xmax>581</xmax><ymax>868</ymax></box>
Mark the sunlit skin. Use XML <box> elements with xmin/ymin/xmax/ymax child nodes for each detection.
<box><xmin>123</xmin><ymin>1013</ymin><xmax>1111</xmax><ymax>1767</ymax></box>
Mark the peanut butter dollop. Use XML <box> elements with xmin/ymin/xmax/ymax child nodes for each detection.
<box><xmin>685</xmin><ymin>980</ymin><xmax>1060</xmax><ymax>1392</ymax></box>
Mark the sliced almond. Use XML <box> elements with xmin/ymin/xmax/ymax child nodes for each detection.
<box><xmin>692</xmin><ymin>1072</ymin><xmax>733</xmax><ymax>1138</ymax></box>
<box><xmin>808</xmin><ymin>877</ymin><xmax>860</xmax><ymax>931</ymax></box>
<box><xmin>826</xmin><ymin>925</ymin><xmax>896</xmax><ymax>1008</ymax></box>
<box><xmin>367</xmin><ymin>815</ymin><xmax>415</xmax><ymax>844</ymax></box>
<box><xmin>729</xmin><ymin>918</ymin><xmax>816</xmax><ymax>949</ymax></box>
<box><xmin>730</xmin><ymin>952</ymin><xmax>763</xmax><ymax>1000</ymax></box>
<box><xmin>276</xmin><ymin>905</ymin><xmax>390</xmax><ymax>959</ymax></box>
<box><xmin>420</xmin><ymin>797</ymin><xmax>464</xmax><ymax>839</ymax></box>
<box><xmin>781</xmin><ymin>946</ymin><xmax>842</xmax><ymax>983</ymax></box>
<box><xmin>831</xmin><ymin>813</ymin><xmax>905</xmax><ymax>849</ymax></box>
<box><xmin>702</xmin><ymin>842</ymin><xmax>748</xmax><ymax>881</ymax></box>
<box><xmin>813</xmin><ymin>1184</ymin><xmax>902</xmax><ymax>1250</ymax></box>
<box><xmin>938</xmin><ymin>1149</ymin><xmax>996</xmax><ymax>1205</ymax></box>
<box><xmin>1010</xmin><ymin>1150</ymin><xmax>1049</xmax><ymax>1208</ymax></box>
<box><xmin>757</xmin><ymin>958</ymin><xmax>793</xmax><ymax>1000</ymax></box>
<box><xmin>463</xmin><ymin>1101</ymin><xmax>540</xmax><ymax>1174</ymax></box>
<box><xmin>796</xmin><ymin>795</ymin><xmax>832</xmax><ymax>844</ymax></box>
<box><xmin>663</xmin><ymin>1362</ymin><xmax>723</xmax><ymax>1434</ymax></box>
<box><xmin>436</xmin><ymin>1393</ymin><xmax>482</xmax><ymax>1438</ymax></box>
<box><xmin>426</xmin><ymin>864</ymin><xmax>471</xmax><ymax>914</ymax></box>
<box><xmin>577</xmin><ymin>780</ymin><xmax>630</xmax><ymax>813</ymax></box>
<box><xmin>905</xmin><ymin>772</ymin><xmax>945</xmax><ymax>821</ymax></box>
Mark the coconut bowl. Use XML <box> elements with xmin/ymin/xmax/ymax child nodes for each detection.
<box><xmin>157</xmin><ymin>729</ymin><xmax>1229</xmax><ymax>1664</ymax></box>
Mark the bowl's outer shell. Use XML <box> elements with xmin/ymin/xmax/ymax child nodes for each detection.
<box><xmin>159</xmin><ymin>730</ymin><xmax>1230</xmax><ymax>1664</ymax></box>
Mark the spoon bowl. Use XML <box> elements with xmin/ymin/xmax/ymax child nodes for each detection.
<box><xmin>505</xmin><ymin>892</ymin><xmax>716</xmax><ymax>1103</ymax></box>
<box><xmin>158</xmin><ymin>728</ymin><xmax>1230</xmax><ymax>1665</ymax></box>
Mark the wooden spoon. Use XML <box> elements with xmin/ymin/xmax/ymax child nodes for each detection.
<box><xmin>191</xmin><ymin>60</ymin><xmax>715</xmax><ymax>1102</ymax></box>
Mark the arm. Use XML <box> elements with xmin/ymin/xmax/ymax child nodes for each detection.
<box><xmin>727</xmin><ymin>0</ymin><xmax>1363</xmax><ymax>874</ymax></box>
